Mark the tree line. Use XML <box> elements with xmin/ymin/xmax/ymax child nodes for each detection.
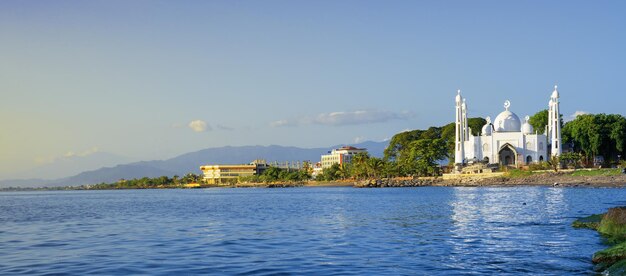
<box><xmin>87</xmin><ymin>173</ymin><xmax>202</xmax><ymax>189</ymax></box>
<box><xmin>239</xmin><ymin>167</ymin><xmax>310</xmax><ymax>183</ymax></box>
<box><xmin>529</xmin><ymin>110</ymin><xmax>626</xmax><ymax>165</ymax></box>
<box><xmin>316</xmin><ymin>118</ymin><xmax>487</xmax><ymax>181</ymax></box>
<box><xmin>81</xmin><ymin>111</ymin><xmax>626</xmax><ymax>188</ymax></box>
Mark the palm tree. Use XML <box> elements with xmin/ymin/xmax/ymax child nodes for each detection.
<box><xmin>336</xmin><ymin>164</ymin><xmax>349</xmax><ymax>180</ymax></box>
<box><xmin>368</xmin><ymin>158</ymin><xmax>385</xmax><ymax>178</ymax></box>
<box><xmin>352</xmin><ymin>153</ymin><xmax>370</xmax><ymax>179</ymax></box>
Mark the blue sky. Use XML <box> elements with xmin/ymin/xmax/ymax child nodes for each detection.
<box><xmin>1</xmin><ymin>1</ymin><xmax>625</xmax><ymax>178</ymax></box>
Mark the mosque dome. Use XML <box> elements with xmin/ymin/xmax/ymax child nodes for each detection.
<box><xmin>481</xmin><ymin>116</ymin><xmax>492</xmax><ymax>136</ymax></box>
<box><xmin>482</xmin><ymin>123</ymin><xmax>492</xmax><ymax>136</ymax></box>
<box><xmin>522</xmin><ymin>115</ymin><xmax>534</xmax><ymax>134</ymax></box>
<box><xmin>494</xmin><ymin>100</ymin><xmax>521</xmax><ymax>132</ymax></box>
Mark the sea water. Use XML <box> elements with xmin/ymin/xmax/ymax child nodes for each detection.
<box><xmin>1</xmin><ymin>187</ymin><xmax>625</xmax><ymax>275</ymax></box>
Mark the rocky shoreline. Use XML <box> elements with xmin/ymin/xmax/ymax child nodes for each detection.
<box><xmin>355</xmin><ymin>178</ymin><xmax>438</xmax><ymax>188</ymax></box>
<box><xmin>355</xmin><ymin>172</ymin><xmax>626</xmax><ymax>188</ymax></box>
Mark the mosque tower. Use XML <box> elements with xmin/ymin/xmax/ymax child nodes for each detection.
<box><xmin>455</xmin><ymin>90</ymin><xmax>467</xmax><ymax>170</ymax></box>
<box><xmin>548</xmin><ymin>85</ymin><xmax>562</xmax><ymax>157</ymax></box>
<box><xmin>463</xmin><ymin>99</ymin><xmax>468</xmax><ymax>141</ymax></box>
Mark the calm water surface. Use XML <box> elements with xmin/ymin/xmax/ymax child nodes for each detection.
<box><xmin>1</xmin><ymin>187</ymin><xmax>625</xmax><ymax>275</ymax></box>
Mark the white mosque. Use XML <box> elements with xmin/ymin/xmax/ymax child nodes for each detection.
<box><xmin>454</xmin><ymin>85</ymin><xmax>562</xmax><ymax>172</ymax></box>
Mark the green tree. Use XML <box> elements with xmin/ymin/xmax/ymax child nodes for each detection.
<box><xmin>384</xmin><ymin>129</ymin><xmax>425</xmax><ymax>161</ymax></box>
<box><xmin>262</xmin><ymin>167</ymin><xmax>282</xmax><ymax>182</ymax></box>
<box><xmin>468</xmin><ymin>118</ymin><xmax>488</xmax><ymax>137</ymax></box>
<box><xmin>563</xmin><ymin>113</ymin><xmax>626</xmax><ymax>163</ymax></box>
<box><xmin>560</xmin><ymin>152</ymin><xmax>582</xmax><ymax>169</ymax></box>
<box><xmin>384</xmin><ymin>117</ymin><xmax>484</xmax><ymax>166</ymax></box>
<box><xmin>529</xmin><ymin>109</ymin><xmax>563</xmax><ymax>134</ymax></box>
<box><xmin>350</xmin><ymin>152</ymin><xmax>370</xmax><ymax>179</ymax></box>
<box><xmin>529</xmin><ymin>109</ymin><xmax>549</xmax><ymax>132</ymax></box>
<box><xmin>367</xmin><ymin>157</ymin><xmax>385</xmax><ymax>178</ymax></box>
<box><xmin>397</xmin><ymin>138</ymin><xmax>447</xmax><ymax>177</ymax></box>
<box><xmin>319</xmin><ymin>163</ymin><xmax>341</xmax><ymax>181</ymax></box>
<box><xmin>548</xmin><ymin>155</ymin><xmax>560</xmax><ymax>172</ymax></box>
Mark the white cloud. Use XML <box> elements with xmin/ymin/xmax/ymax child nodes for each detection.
<box><xmin>269</xmin><ymin>119</ymin><xmax>293</xmax><ymax>128</ymax></box>
<box><xmin>271</xmin><ymin>110</ymin><xmax>413</xmax><ymax>127</ymax></box>
<box><xmin>188</xmin><ymin>120</ymin><xmax>209</xmax><ymax>132</ymax></box>
<box><xmin>64</xmin><ymin>147</ymin><xmax>99</xmax><ymax>158</ymax></box>
<box><xmin>566</xmin><ymin>110</ymin><xmax>590</xmax><ymax>122</ymax></box>
<box><xmin>35</xmin><ymin>147</ymin><xmax>100</xmax><ymax>164</ymax></box>
<box><xmin>353</xmin><ymin>136</ymin><xmax>365</xmax><ymax>143</ymax></box>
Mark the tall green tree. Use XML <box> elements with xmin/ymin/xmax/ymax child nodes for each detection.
<box><xmin>562</xmin><ymin>113</ymin><xmax>626</xmax><ymax>163</ymax></box>
<box><xmin>529</xmin><ymin>109</ymin><xmax>549</xmax><ymax>132</ymax></box>
<box><xmin>397</xmin><ymin>138</ymin><xmax>447</xmax><ymax>177</ymax></box>
<box><xmin>528</xmin><ymin>109</ymin><xmax>563</xmax><ymax>134</ymax></box>
<box><xmin>384</xmin><ymin>129</ymin><xmax>425</xmax><ymax>161</ymax></box>
<box><xmin>384</xmin><ymin>117</ymin><xmax>484</xmax><ymax>165</ymax></box>
<box><xmin>350</xmin><ymin>152</ymin><xmax>370</xmax><ymax>180</ymax></box>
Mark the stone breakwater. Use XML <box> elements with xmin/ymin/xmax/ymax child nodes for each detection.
<box><xmin>354</xmin><ymin>173</ymin><xmax>626</xmax><ymax>188</ymax></box>
<box><xmin>234</xmin><ymin>182</ymin><xmax>304</xmax><ymax>188</ymax></box>
<box><xmin>355</xmin><ymin>178</ymin><xmax>440</xmax><ymax>188</ymax></box>
<box><xmin>476</xmin><ymin>172</ymin><xmax>626</xmax><ymax>187</ymax></box>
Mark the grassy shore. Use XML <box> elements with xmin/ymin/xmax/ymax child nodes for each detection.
<box><xmin>573</xmin><ymin>207</ymin><xmax>626</xmax><ymax>274</ymax></box>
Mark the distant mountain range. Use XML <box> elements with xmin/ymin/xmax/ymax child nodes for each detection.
<box><xmin>7</xmin><ymin>151</ymin><xmax>135</xmax><ymax>180</ymax></box>
<box><xmin>0</xmin><ymin>141</ymin><xmax>388</xmax><ymax>188</ymax></box>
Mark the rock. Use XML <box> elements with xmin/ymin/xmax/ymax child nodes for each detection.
<box><xmin>599</xmin><ymin>207</ymin><xmax>626</xmax><ymax>242</ymax></box>
<box><xmin>572</xmin><ymin>214</ymin><xmax>604</xmax><ymax>230</ymax></box>
<box><xmin>605</xmin><ymin>259</ymin><xmax>626</xmax><ymax>275</ymax></box>
<box><xmin>593</xmin><ymin>242</ymin><xmax>626</xmax><ymax>265</ymax></box>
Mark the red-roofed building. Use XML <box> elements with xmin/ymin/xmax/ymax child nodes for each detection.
<box><xmin>321</xmin><ymin>146</ymin><xmax>368</xmax><ymax>169</ymax></box>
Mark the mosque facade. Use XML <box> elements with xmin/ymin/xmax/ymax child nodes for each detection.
<box><xmin>454</xmin><ymin>86</ymin><xmax>562</xmax><ymax>172</ymax></box>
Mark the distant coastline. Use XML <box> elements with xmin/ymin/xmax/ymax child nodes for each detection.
<box><xmin>2</xmin><ymin>168</ymin><xmax>625</xmax><ymax>191</ymax></box>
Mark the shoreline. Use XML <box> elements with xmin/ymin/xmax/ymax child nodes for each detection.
<box><xmin>355</xmin><ymin>170</ymin><xmax>626</xmax><ymax>188</ymax></box>
<box><xmin>2</xmin><ymin>170</ymin><xmax>626</xmax><ymax>191</ymax></box>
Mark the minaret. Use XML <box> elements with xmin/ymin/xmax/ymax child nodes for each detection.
<box><xmin>455</xmin><ymin>90</ymin><xmax>465</xmax><ymax>170</ymax></box>
<box><xmin>549</xmin><ymin>85</ymin><xmax>562</xmax><ymax>157</ymax></box>
<box><xmin>547</xmin><ymin>99</ymin><xmax>553</xmax><ymax>137</ymax></box>
<box><xmin>462</xmin><ymin>99</ymin><xmax>469</xmax><ymax>141</ymax></box>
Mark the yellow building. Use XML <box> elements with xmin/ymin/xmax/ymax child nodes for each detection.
<box><xmin>199</xmin><ymin>160</ymin><xmax>268</xmax><ymax>185</ymax></box>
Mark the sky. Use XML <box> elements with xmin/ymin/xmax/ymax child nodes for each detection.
<box><xmin>1</xmin><ymin>0</ymin><xmax>625</xmax><ymax>178</ymax></box>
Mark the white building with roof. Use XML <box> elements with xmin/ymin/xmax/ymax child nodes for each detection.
<box><xmin>454</xmin><ymin>86</ymin><xmax>562</xmax><ymax>172</ymax></box>
<box><xmin>321</xmin><ymin>146</ymin><xmax>368</xmax><ymax>169</ymax></box>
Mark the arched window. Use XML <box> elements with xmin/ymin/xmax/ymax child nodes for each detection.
<box><xmin>539</xmin><ymin>155</ymin><xmax>544</xmax><ymax>162</ymax></box>
<box><xmin>526</xmin><ymin>156</ymin><xmax>532</xmax><ymax>164</ymax></box>
<box><xmin>483</xmin><ymin>143</ymin><xmax>489</xmax><ymax>152</ymax></box>
<box><xmin>539</xmin><ymin>142</ymin><xmax>544</xmax><ymax>150</ymax></box>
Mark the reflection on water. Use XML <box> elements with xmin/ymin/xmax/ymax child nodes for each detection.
<box><xmin>0</xmin><ymin>187</ymin><xmax>623</xmax><ymax>275</ymax></box>
<box><xmin>448</xmin><ymin>187</ymin><xmax>575</xmax><ymax>273</ymax></box>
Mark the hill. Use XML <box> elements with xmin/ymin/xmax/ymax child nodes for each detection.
<box><xmin>0</xmin><ymin>141</ymin><xmax>388</xmax><ymax>188</ymax></box>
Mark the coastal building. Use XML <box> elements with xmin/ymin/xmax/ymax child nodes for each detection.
<box><xmin>321</xmin><ymin>146</ymin><xmax>368</xmax><ymax>169</ymax></box>
<box><xmin>200</xmin><ymin>159</ymin><xmax>269</xmax><ymax>185</ymax></box>
<box><xmin>311</xmin><ymin>162</ymin><xmax>323</xmax><ymax>178</ymax></box>
<box><xmin>454</xmin><ymin>86</ymin><xmax>562</xmax><ymax>172</ymax></box>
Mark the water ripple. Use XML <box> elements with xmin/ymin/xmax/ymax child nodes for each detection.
<box><xmin>0</xmin><ymin>187</ymin><xmax>623</xmax><ymax>275</ymax></box>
